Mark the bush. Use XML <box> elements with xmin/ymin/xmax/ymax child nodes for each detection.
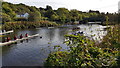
<box><xmin>2</xmin><ymin>21</ymin><xmax>58</xmax><ymax>30</ymax></box>
<box><xmin>44</xmin><ymin>34</ymin><xmax>118</xmax><ymax>67</ymax></box>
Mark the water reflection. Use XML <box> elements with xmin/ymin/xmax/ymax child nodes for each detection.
<box><xmin>2</xmin><ymin>27</ymin><xmax>69</xmax><ymax>66</ymax></box>
<box><xmin>77</xmin><ymin>24</ymin><xmax>107</xmax><ymax>41</ymax></box>
<box><xmin>2</xmin><ymin>24</ymin><xmax>107</xmax><ymax>66</ymax></box>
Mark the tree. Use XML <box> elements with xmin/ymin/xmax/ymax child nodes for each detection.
<box><xmin>2</xmin><ymin>2</ymin><xmax>16</xmax><ymax>20</ymax></box>
<box><xmin>70</xmin><ymin>9</ymin><xmax>79</xmax><ymax>21</ymax></box>
<box><xmin>44</xmin><ymin>10</ymin><xmax>55</xmax><ymax>19</ymax></box>
<box><xmin>78</xmin><ymin>14</ymin><xmax>83</xmax><ymax>21</ymax></box>
<box><xmin>50</xmin><ymin>14</ymin><xmax>59</xmax><ymax>21</ymax></box>
<box><xmin>28</xmin><ymin>11</ymin><xmax>41</xmax><ymax>22</ymax></box>
<box><xmin>1</xmin><ymin>13</ymin><xmax>11</xmax><ymax>23</ymax></box>
<box><xmin>56</xmin><ymin>8</ymin><xmax>69</xmax><ymax>23</ymax></box>
<box><xmin>29</xmin><ymin>6</ymin><xmax>38</xmax><ymax>12</ymax></box>
<box><xmin>45</xmin><ymin>5</ymin><xmax>52</xmax><ymax>11</ymax></box>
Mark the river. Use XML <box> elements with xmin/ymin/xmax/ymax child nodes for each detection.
<box><xmin>1</xmin><ymin>24</ymin><xmax>107</xmax><ymax>66</ymax></box>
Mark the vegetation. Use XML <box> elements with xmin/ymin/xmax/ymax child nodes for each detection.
<box><xmin>1</xmin><ymin>2</ymin><xmax>120</xmax><ymax>31</ymax></box>
<box><xmin>2</xmin><ymin>2</ymin><xmax>119</xmax><ymax>25</ymax></box>
<box><xmin>1</xmin><ymin>1</ymin><xmax>120</xmax><ymax>67</ymax></box>
<box><xmin>1</xmin><ymin>2</ymin><xmax>37</xmax><ymax>23</ymax></box>
<box><xmin>2</xmin><ymin>21</ymin><xmax>58</xmax><ymax>30</ymax></box>
<box><xmin>44</xmin><ymin>25</ymin><xmax>120</xmax><ymax>67</ymax></box>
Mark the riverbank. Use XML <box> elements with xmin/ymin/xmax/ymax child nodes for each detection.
<box><xmin>2</xmin><ymin>21</ymin><xmax>58</xmax><ymax>31</ymax></box>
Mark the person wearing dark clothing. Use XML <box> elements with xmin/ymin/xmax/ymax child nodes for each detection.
<box><xmin>6</xmin><ymin>37</ymin><xmax>10</xmax><ymax>42</ymax></box>
<box><xmin>25</xmin><ymin>33</ymin><xmax>28</xmax><ymax>37</ymax></box>
<box><xmin>20</xmin><ymin>34</ymin><xmax>23</xmax><ymax>39</ymax></box>
<box><xmin>14</xmin><ymin>36</ymin><xmax>17</xmax><ymax>40</ymax></box>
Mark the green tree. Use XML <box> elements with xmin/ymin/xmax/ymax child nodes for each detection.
<box><xmin>28</xmin><ymin>11</ymin><xmax>41</xmax><ymax>22</ymax></box>
<box><xmin>70</xmin><ymin>9</ymin><xmax>79</xmax><ymax>22</ymax></box>
<box><xmin>45</xmin><ymin>5</ymin><xmax>52</xmax><ymax>10</ymax></box>
<box><xmin>45</xmin><ymin>10</ymin><xmax>55</xmax><ymax>19</ymax></box>
<box><xmin>1</xmin><ymin>13</ymin><xmax>11</xmax><ymax>23</ymax></box>
<box><xmin>50</xmin><ymin>14</ymin><xmax>59</xmax><ymax>21</ymax></box>
<box><xmin>56</xmin><ymin>8</ymin><xmax>69</xmax><ymax>23</ymax></box>
<box><xmin>2</xmin><ymin>2</ymin><xmax>16</xmax><ymax>20</ymax></box>
<box><xmin>78</xmin><ymin>14</ymin><xmax>83</xmax><ymax>21</ymax></box>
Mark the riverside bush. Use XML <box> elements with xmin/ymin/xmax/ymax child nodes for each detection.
<box><xmin>44</xmin><ymin>34</ymin><xmax>118</xmax><ymax>67</ymax></box>
<box><xmin>2</xmin><ymin>21</ymin><xmax>58</xmax><ymax>30</ymax></box>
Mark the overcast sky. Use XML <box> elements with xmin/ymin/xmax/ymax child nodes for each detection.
<box><xmin>3</xmin><ymin>0</ymin><xmax>120</xmax><ymax>13</ymax></box>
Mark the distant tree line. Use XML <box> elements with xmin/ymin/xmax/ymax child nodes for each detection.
<box><xmin>1</xmin><ymin>2</ymin><xmax>120</xmax><ymax>24</ymax></box>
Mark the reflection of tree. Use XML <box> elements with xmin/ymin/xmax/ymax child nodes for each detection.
<box><xmin>2</xmin><ymin>45</ymin><xmax>14</xmax><ymax>55</ymax></box>
<box><xmin>49</xmin><ymin>29</ymin><xmax>55</xmax><ymax>43</ymax></box>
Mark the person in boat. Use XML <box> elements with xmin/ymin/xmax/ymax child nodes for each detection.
<box><xmin>6</xmin><ymin>37</ymin><xmax>10</xmax><ymax>42</ymax></box>
<box><xmin>80</xmin><ymin>31</ymin><xmax>83</xmax><ymax>34</ymax></box>
<box><xmin>25</xmin><ymin>33</ymin><xmax>28</xmax><ymax>37</ymax></box>
<box><xmin>78</xmin><ymin>31</ymin><xmax>83</xmax><ymax>34</ymax></box>
<box><xmin>14</xmin><ymin>36</ymin><xmax>17</xmax><ymax>40</ymax></box>
<box><xmin>2</xmin><ymin>30</ymin><xmax>5</xmax><ymax>32</ymax></box>
<box><xmin>20</xmin><ymin>34</ymin><xmax>23</xmax><ymax>39</ymax></box>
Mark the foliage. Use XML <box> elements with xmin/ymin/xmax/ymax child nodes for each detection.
<box><xmin>28</xmin><ymin>11</ymin><xmax>41</xmax><ymax>22</ymax></box>
<box><xmin>99</xmin><ymin>25</ymin><xmax>120</xmax><ymax>49</ymax></box>
<box><xmin>1</xmin><ymin>12</ymin><xmax>11</xmax><ymax>23</ymax></box>
<box><xmin>2</xmin><ymin>2</ymin><xmax>42</xmax><ymax>22</ymax></box>
<box><xmin>45</xmin><ymin>34</ymin><xmax>118</xmax><ymax>67</ymax></box>
<box><xmin>99</xmin><ymin>25</ymin><xmax>120</xmax><ymax>67</ymax></box>
<box><xmin>2</xmin><ymin>21</ymin><xmax>58</xmax><ymax>30</ymax></box>
<box><xmin>2</xmin><ymin>2</ymin><xmax>120</xmax><ymax>24</ymax></box>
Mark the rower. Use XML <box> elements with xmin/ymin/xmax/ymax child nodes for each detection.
<box><xmin>20</xmin><ymin>34</ymin><xmax>23</xmax><ymax>39</ymax></box>
<box><xmin>6</xmin><ymin>37</ymin><xmax>10</xmax><ymax>42</ymax></box>
<box><xmin>25</xmin><ymin>33</ymin><xmax>28</xmax><ymax>37</ymax></box>
<box><xmin>14</xmin><ymin>36</ymin><xmax>17</xmax><ymax>40</ymax></box>
<box><xmin>2</xmin><ymin>30</ymin><xmax>6</xmax><ymax>32</ymax></box>
<box><xmin>80</xmin><ymin>31</ymin><xmax>83</xmax><ymax>34</ymax></box>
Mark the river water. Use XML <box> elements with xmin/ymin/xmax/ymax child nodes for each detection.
<box><xmin>1</xmin><ymin>24</ymin><xmax>107</xmax><ymax>66</ymax></box>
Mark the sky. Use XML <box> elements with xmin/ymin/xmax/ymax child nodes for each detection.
<box><xmin>3</xmin><ymin>0</ymin><xmax>120</xmax><ymax>13</ymax></box>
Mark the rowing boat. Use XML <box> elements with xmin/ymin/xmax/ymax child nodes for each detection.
<box><xmin>48</xmin><ymin>27</ymin><xmax>54</xmax><ymax>29</ymax></box>
<box><xmin>0</xmin><ymin>34</ymin><xmax>40</xmax><ymax>46</ymax></box>
<box><xmin>0</xmin><ymin>30</ymin><xmax>13</xmax><ymax>35</ymax></box>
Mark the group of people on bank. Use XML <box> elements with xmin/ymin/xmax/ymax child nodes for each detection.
<box><xmin>5</xmin><ymin>33</ymin><xmax>28</xmax><ymax>42</ymax></box>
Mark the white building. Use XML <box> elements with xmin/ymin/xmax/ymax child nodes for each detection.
<box><xmin>118</xmin><ymin>1</ymin><xmax>120</xmax><ymax>13</ymax></box>
<box><xmin>16</xmin><ymin>13</ymin><xmax>29</xmax><ymax>19</ymax></box>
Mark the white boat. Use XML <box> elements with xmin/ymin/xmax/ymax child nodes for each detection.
<box><xmin>48</xmin><ymin>27</ymin><xmax>54</xmax><ymax>29</ymax></box>
<box><xmin>36</xmin><ymin>28</ymin><xmax>41</xmax><ymax>29</ymax></box>
<box><xmin>0</xmin><ymin>34</ymin><xmax>40</xmax><ymax>46</ymax></box>
<box><xmin>0</xmin><ymin>30</ymin><xmax>13</xmax><ymax>35</ymax></box>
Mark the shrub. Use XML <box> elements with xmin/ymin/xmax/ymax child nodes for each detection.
<box><xmin>44</xmin><ymin>34</ymin><xmax>118</xmax><ymax>67</ymax></box>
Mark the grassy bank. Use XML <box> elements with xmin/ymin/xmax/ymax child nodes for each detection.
<box><xmin>2</xmin><ymin>21</ymin><xmax>58</xmax><ymax>30</ymax></box>
<box><xmin>44</xmin><ymin>24</ymin><xmax>120</xmax><ymax>67</ymax></box>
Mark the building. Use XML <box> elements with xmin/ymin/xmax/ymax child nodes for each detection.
<box><xmin>16</xmin><ymin>13</ymin><xmax>29</xmax><ymax>19</ymax></box>
<box><xmin>118</xmin><ymin>1</ymin><xmax>120</xmax><ymax>13</ymax></box>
